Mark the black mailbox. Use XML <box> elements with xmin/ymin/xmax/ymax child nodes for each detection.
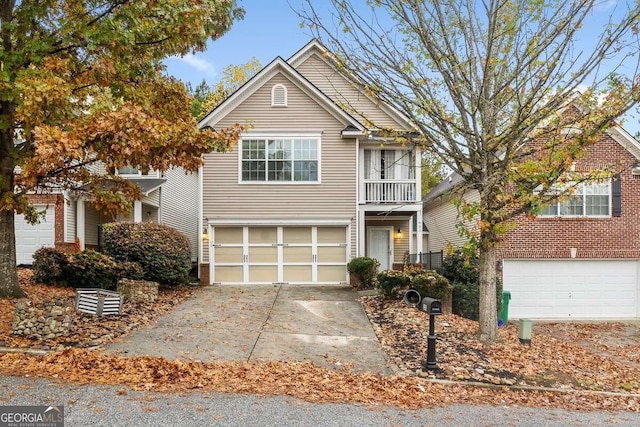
<box><xmin>419</xmin><ymin>297</ymin><xmax>442</xmax><ymax>315</ymax></box>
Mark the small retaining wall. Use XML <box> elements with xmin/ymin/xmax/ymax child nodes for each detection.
<box><xmin>116</xmin><ymin>279</ymin><xmax>159</xmax><ymax>303</ymax></box>
<box><xmin>12</xmin><ymin>299</ymin><xmax>73</xmax><ymax>339</ymax></box>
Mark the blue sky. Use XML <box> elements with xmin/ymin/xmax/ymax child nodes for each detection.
<box><xmin>163</xmin><ymin>0</ymin><xmax>640</xmax><ymax>134</ymax></box>
<box><xmin>164</xmin><ymin>0</ymin><xmax>313</xmax><ymax>87</ymax></box>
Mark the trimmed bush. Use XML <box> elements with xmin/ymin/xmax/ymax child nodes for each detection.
<box><xmin>376</xmin><ymin>270</ymin><xmax>410</xmax><ymax>299</ymax></box>
<box><xmin>65</xmin><ymin>249</ymin><xmax>119</xmax><ymax>290</ymax></box>
<box><xmin>114</xmin><ymin>261</ymin><xmax>144</xmax><ymax>281</ymax></box>
<box><xmin>437</xmin><ymin>249</ymin><xmax>502</xmax><ymax>320</ymax></box>
<box><xmin>32</xmin><ymin>247</ymin><xmax>69</xmax><ymax>284</ymax></box>
<box><xmin>347</xmin><ymin>257</ymin><xmax>380</xmax><ymax>290</ymax></box>
<box><xmin>409</xmin><ymin>270</ymin><xmax>451</xmax><ymax>303</ymax></box>
<box><xmin>101</xmin><ymin>222</ymin><xmax>192</xmax><ymax>285</ymax></box>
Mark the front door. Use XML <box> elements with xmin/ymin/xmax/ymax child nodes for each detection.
<box><xmin>368</xmin><ymin>227</ymin><xmax>392</xmax><ymax>271</ymax></box>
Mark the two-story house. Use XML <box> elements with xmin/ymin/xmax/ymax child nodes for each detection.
<box><xmin>198</xmin><ymin>40</ymin><xmax>424</xmax><ymax>285</ymax></box>
<box><xmin>423</xmin><ymin>125</ymin><xmax>640</xmax><ymax>319</ymax></box>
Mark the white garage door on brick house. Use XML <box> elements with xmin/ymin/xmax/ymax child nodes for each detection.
<box><xmin>502</xmin><ymin>259</ymin><xmax>640</xmax><ymax>319</ymax></box>
<box><xmin>14</xmin><ymin>205</ymin><xmax>55</xmax><ymax>265</ymax></box>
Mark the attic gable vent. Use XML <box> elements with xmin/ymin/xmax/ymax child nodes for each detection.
<box><xmin>271</xmin><ymin>84</ymin><xmax>287</xmax><ymax>107</ymax></box>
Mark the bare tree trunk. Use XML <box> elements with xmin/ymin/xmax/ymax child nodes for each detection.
<box><xmin>0</xmin><ymin>208</ymin><xmax>23</xmax><ymax>298</ymax></box>
<box><xmin>0</xmin><ymin>121</ymin><xmax>25</xmax><ymax>298</ymax></box>
<box><xmin>478</xmin><ymin>243</ymin><xmax>497</xmax><ymax>341</ymax></box>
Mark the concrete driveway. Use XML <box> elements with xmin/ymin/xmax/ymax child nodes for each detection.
<box><xmin>104</xmin><ymin>285</ymin><xmax>391</xmax><ymax>374</ymax></box>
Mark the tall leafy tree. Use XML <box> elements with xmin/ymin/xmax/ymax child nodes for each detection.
<box><xmin>0</xmin><ymin>0</ymin><xmax>245</xmax><ymax>297</ymax></box>
<box><xmin>197</xmin><ymin>56</ymin><xmax>262</xmax><ymax>119</ymax></box>
<box><xmin>301</xmin><ymin>0</ymin><xmax>640</xmax><ymax>341</ymax></box>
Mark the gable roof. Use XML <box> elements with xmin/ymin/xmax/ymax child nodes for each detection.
<box><xmin>288</xmin><ymin>39</ymin><xmax>416</xmax><ymax>132</ymax></box>
<box><xmin>199</xmin><ymin>55</ymin><xmax>365</xmax><ymax>132</ymax></box>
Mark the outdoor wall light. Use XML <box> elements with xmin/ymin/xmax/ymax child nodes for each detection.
<box><xmin>202</xmin><ymin>218</ymin><xmax>209</xmax><ymax>240</ymax></box>
<box><xmin>395</xmin><ymin>228</ymin><xmax>402</xmax><ymax>239</ymax></box>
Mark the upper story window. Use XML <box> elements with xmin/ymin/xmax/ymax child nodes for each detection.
<box><xmin>540</xmin><ymin>181</ymin><xmax>611</xmax><ymax>217</ymax></box>
<box><xmin>241</xmin><ymin>137</ymin><xmax>319</xmax><ymax>183</ymax></box>
<box><xmin>364</xmin><ymin>149</ymin><xmax>415</xmax><ymax>180</ymax></box>
<box><xmin>271</xmin><ymin>84</ymin><xmax>287</xmax><ymax>107</ymax></box>
<box><xmin>115</xmin><ymin>165</ymin><xmax>158</xmax><ymax>177</ymax></box>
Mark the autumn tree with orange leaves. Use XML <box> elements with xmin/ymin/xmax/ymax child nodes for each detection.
<box><xmin>0</xmin><ymin>1</ymin><xmax>245</xmax><ymax>297</ymax></box>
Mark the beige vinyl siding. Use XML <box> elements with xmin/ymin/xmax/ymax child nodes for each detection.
<box><xmin>141</xmin><ymin>188</ymin><xmax>160</xmax><ymax>207</ymax></box>
<box><xmin>65</xmin><ymin>196</ymin><xmax>76</xmax><ymax>243</ymax></box>
<box><xmin>161</xmin><ymin>167</ymin><xmax>199</xmax><ymax>262</ymax></box>
<box><xmin>202</xmin><ymin>73</ymin><xmax>357</xmax><ymax>263</ymax></box>
<box><xmin>294</xmin><ymin>53</ymin><xmax>405</xmax><ymax>130</ymax></box>
<box><xmin>85</xmin><ymin>206</ymin><xmax>101</xmax><ymax>246</ymax></box>
<box><xmin>424</xmin><ymin>189</ymin><xmax>480</xmax><ymax>252</ymax></box>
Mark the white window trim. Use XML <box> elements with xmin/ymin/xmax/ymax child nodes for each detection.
<box><xmin>237</xmin><ymin>133</ymin><xmax>322</xmax><ymax>185</ymax></box>
<box><xmin>539</xmin><ymin>179</ymin><xmax>612</xmax><ymax>218</ymax></box>
<box><xmin>271</xmin><ymin>84</ymin><xmax>288</xmax><ymax>107</ymax></box>
<box><xmin>115</xmin><ymin>166</ymin><xmax>159</xmax><ymax>178</ymax></box>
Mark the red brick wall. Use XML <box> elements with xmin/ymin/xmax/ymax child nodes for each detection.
<box><xmin>497</xmin><ymin>133</ymin><xmax>640</xmax><ymax>261</ymax></box>
<box><xmin>199</xmin><ymin>264</ymin><xmax>210</xmax><ymax>285</ymax></box>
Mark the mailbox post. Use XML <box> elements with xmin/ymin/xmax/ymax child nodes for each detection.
<box><xmin>404</xmin><ymin>290</ymin><xmax>442</xmax><ymax>370</ymax></box>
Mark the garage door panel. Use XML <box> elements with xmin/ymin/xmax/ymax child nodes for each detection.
<box><xmin>504</xmin><ymin>260</ymin><xmax>639</xmax><ymax>319</ymax></box>
<box><xmin>214</xmin><ymin>266</ymin><xmax>244</xmax><ymax>282</ymax></box>
<box><xmin>283</xmin><ymin>246</ymin><xmax>312</xmax><ymax>262</ymax></box>
<box><xmin>284</xmin><ymin>265</ymin><xmax>312</xmax><ymax>282</ymax></box>
<box><xmin>283</xmin><ymin>227</ymin><xmax>311</xmax><ymax>243</ymax></box>
<box><xmin>317</xmin><ymin>227</ymin><xmax>346</xmax><ymax>244</ymax></box>
<box><xmin>249</xmin><ymin>265</ymin><xmax>278</xmax><ymax>282</ymax></box>
<box><xmin>248</xmin><ymin>247</ymin><xmax>278</xmax><ymax>263</ymax></box>
<box><xmin>215</xmin><ymin>227</ymin><xmax>243</xmax><ymax>244</ymax></box>
<box><xmin>317</xmin><ymin>246</ymin><xmax>346</xmax><ymax>263</ymax></box>
<box><xmin>249</xmin><ymin>227</ymin><xmax>277</xmax><ymax>244</ymax></box>
<box><xmin>317</xmin><ymin>265</ymin><xmax>346</xmax><ymax>282</ymax></box>
<box><xmin>215</xmin><ymin>247</ymin><xmax>244</xmax><ymax>263</ymax></box>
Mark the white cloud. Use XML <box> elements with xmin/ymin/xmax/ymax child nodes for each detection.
<box><xmin>175</xmin><ymin>54</ymin><xmax>217</xmax><ymax>77</ymax></box>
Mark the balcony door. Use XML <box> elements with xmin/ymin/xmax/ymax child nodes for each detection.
<box><xmin>364</xmin><ymin>149</ymin><xmax>414</xmax><ymax>180</ymax></box>
<box><xmin>367</xmin><ymin>226</ymin><xmax>393</xmax><ymax>271</ymax></box>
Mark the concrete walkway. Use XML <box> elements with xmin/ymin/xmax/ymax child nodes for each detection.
<box><xmin>104</xmin><ymin>285</ymin><xmax>391</xmax><ymax>374</ymax></box>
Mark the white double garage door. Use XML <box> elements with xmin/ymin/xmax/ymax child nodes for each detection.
<box><xmin>503</xmin><ymin>260</ymin><xmax>640</xmax><ymax>319</ymax></box>
<box><xmin>210</xmin><ymin>225</ymin><xmax>349</xmax><ymax>284</ymax></box>
<box><xmin>14</xmin><ymin>205</ymin><xmax>55</xmax><ymax>265</ymax></box>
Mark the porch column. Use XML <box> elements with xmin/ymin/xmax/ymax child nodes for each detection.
<box><xmin>133</xmin><ymin>200</ymin><xmax>143</xmax><ymax>223</ymax></box>
<box><xmin>415</xmin><ymin>148</ymin><xmax>422</xmax><ymax>202</ymax></box>
<box><xmin>416</xmin><ymin>209</ymin><xmax>424</xmax><ymax>254</ymax></box>
<box><xmin>358</xmin><ymin>209</ymin><xmax>366</xmax><ymax>257</ymax></box>
<box><xmin>76</xmin><ymin>198</ymin><xmax>85</xmax><ymax>250</ymax></box>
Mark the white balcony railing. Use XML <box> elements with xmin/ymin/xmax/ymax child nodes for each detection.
<box><xmin>364</xmin><ymin>180</ymin><xmax>417</xmax><ymax>203</ymax></box>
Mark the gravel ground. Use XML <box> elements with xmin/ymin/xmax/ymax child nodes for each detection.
<box><xmin>2</xmin><ymin>376</ymin><xmax>640</xmax><ymax>427</ymax></box>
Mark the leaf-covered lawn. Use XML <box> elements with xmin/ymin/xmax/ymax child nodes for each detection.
<box><xmin>362</xmin><ymin>296</ymin><xmax>640</xmax><ymax>394</ymax></box>
<box><xmin>0</xmin><ymin>271</ymin><xmax>639</xmax><ymax>411</ymax></box>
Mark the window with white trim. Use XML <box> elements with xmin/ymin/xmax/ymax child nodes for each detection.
<box><xmin>271</xmin><ymin>84</ymin><xmax>287</xmax><ymax>106</ymax></box>
<box><xmin>540</xmin><ymin>181</ymin><xmax>611</xmax><ymax>217</ymax></box>
<box><xmin>241</xmin><ymin>137</ymin><xmax>319</xmax><ymax>182</ymax></box>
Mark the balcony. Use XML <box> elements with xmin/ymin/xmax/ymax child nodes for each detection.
<box><xmin>364</xmin><ymin>180</ymin><xmax>418</xmax><ymax>203</ymax></box>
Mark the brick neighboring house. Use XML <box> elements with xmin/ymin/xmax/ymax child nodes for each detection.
<box><xmin>423</xmin><ymin>125</ymin><xmax>640</xmax><ymax>319</ymax></box>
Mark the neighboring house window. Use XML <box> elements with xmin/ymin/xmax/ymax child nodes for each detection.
<box><xmin>271</xmin><ymin>84</ymin><xmax>287</xmax><ymax>107</ymax></box>
<box><xmin>241</xmin><ymin>137</ymin><xmax>319</xmax><ymax>182</ymax></box>
<box><xmin>117</xmin><ymin>165</ymin><xmax>142</xmax><ymax>175</ymax></box>
<box><xmin>540</xmin><ymin>181</ymin><xmax>611</xmax><ymax>217</ymax></box>
<box><xmin>364</xmin><ymin>149</ymin><xmax>415</xmax><ymax>180</ymax></box>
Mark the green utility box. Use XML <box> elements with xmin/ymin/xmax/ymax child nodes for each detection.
<box><xmin>499</xmin><ymin>291</ymin><xmax>511</xmax><ymax>326</ymax></box>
